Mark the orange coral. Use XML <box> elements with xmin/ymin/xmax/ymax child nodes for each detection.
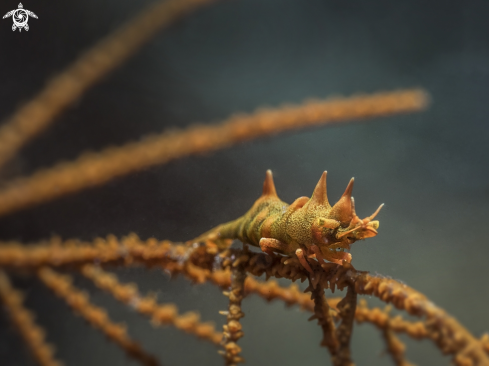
<box><xmin>37</xmin><ymin>267</ymin><xmax>159</xmax><ymax>366</ymax></box>
<box><xmin>333</xmin><ymin>284</ymin><xmax>357</xmax><ymax>366</ymax></box>
<box><xmin>2</xmin><ymin>235</ymin><xmax>487</xmax><ymax>365</ymax></box>
<box><xmin>218</xmin><ymin>249</ymin><xmax>248</xmax><ymax>365</ymax></box>
<box><xmin>308</xmin><ymin>280</ymin><xmax>339</xmax><ymax>356</ymax></box>
<box><xmin>0</xmin><ymin>270</ymin><xmax>62</xmax><ymax>366</ymax></box>
<box><xmin>0</xmin><ymin>0</ymin><xmax>219</xmax><ymax>170</ymax></box>
<box><xmin>0</xmin><ymin>89</ymin><xmax>427</xmax><ymax>218</ymax></box>
<box><xmin>81</xmin><ymin>264</ymin><xmax>222</xmax><ymax>345</ymax></box>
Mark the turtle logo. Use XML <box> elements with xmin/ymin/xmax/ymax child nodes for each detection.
<box><xmin>3</xmin><ymin>3</ymin><xmax>38</xmax><ymax>32</ymax></box>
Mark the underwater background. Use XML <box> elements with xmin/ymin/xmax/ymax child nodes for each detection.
<box><xmin>1</xmin><ymin>0</ymin><xmax>489</xmax><ymax>365</ymax></box>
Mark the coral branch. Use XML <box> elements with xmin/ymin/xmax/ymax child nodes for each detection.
<box><xmin>0</xmin><ymin>236</ymin><xmax>123</xmax><ymax>268</ymax></box>
<box><xmin>354</xmin><ymin>300</ymin><xmax>428</xmax><ymax>340</ymax></box>
<box><xmin>80</xmin><ymin>264</ymin><xmax>222</xmax><ymax>345</ymax></box>
<box><xmin>0</xmin><ymin>89</ymin><xmax>428</xmax><ymax>217</ymax></box>
<box><xmin>306</xmin><ymin>280</ymin><xmax>339</xmax><ymax>358</ymax></box>
<box><xmin>354</xmin><ymin>300</ymin><xmax>416</xmax><ymax>366</ymax></box>
<box><xmin>333</xmin><ymin>284</ymin><xmax>356</xmax><ymax>366</ymax></box>
<box><xmin>2</xmin><ymin>235</ymin><xmax>486</xmax><ymax>365</ymax></box>
<box><xmin>37</xmin><ymin>267</ymin><xmax>159</xmax><ymax>366</ymax></box>
<box><xmin>382</xmin><ymin>326</ymin><xmax>415</xmax><ymax>366</ymax></box>
<box><xmin>481</xmin><ymin>333</ymin><xmax>489</xmax><ymax>355</ymax></box>
<box><xmin>353</xmin><ymin>273</ymin><xmax>489</xmax><ymax>366</ymax></box>
<box><xmin>0</xmin><ymin>270</ymin><xmax>62</xmax><ymax>366</ymax></box>
<box><xmin>244</xmin><ymin>278</ymin><xmax>314</xmax><ymax>311</ymax></box>
<box><xmin>209</xmin><ymin>249</ymin><xmax>489</xmax><ymax>366</ymax></box>
<box><xmin>219</xmin><ymin>250</ymin><xmax>248</xmax><ymax>365</ymax></box>
<box><xmin>161</xmin><ymin>259</ymin><xmax>427</xmax><ymax>358</ymax></box>
<box><xmin>0</xmin><ymin>0</ymin><xmax>218</xmax><ymax>170</ymax></box>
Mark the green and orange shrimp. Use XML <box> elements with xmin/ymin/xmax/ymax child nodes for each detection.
<box><xmin>191</xmin><ymin>170</ymin><xmax>383</xmax><ymax>274</ymax></box>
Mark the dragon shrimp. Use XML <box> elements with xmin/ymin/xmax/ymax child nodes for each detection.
<box><xmin>192</xmin><ymin>170</ymin><xmax>383</xmax><ymax>273</ymax></box>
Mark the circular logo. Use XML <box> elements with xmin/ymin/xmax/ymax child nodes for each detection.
<box><xmin>12</xmin><ymin>9</ymin><xmax>28</xmax><ymax>28</ymax></box>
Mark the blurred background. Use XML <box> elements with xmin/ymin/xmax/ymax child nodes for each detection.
<box><xmin>1</xmin><ymin>0</ymin><xmax>489</xmax><ymax>365</ymax></box>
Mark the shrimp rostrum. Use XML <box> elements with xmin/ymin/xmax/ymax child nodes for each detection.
<box><xmin>192</xmin><ymin>170</ymin><xmax>383</xmax><ymax>274</ymax></box>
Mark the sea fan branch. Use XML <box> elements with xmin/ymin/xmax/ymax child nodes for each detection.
<box><xmin>333</xmin><ymin>284</ymin><xmax>356</xmax><ymax>366</ymax></box>
<box><xmin>306</xmin><ymin>280</ymin><xmax>339</xmax><ymax>358</ymax></box>
<box><xmin>381</xmin><ymin>326</ymin><xmax>415</xmax><ymax>366</ymax></box>
<box><xmin>80</xmin><ymin>263</ymin><xmax>223</xmax><ymax>345</ymax></box>
<box><xmin>0</xmin><ymin>0</ymin><xmax>219</xmax><ymax>170</ymax></box>
<box><xmin>0</xmin><ymin>270</ymin><xmax>62</xmax><ymax>366</ymax></box>
<box><xmin>2</xmin><ymin>236</ymin><xmax>487</xmax><ymax>365</ymax></box>
<box><xmin>37</xmin><ymin>267</ymin><xmax>159</xmax><ymax>366</ymax></box>
<box><xmin>219</xmin><ymin>250</ymin><xmax>248</xmax><ymax>365</ymax></box>
<box><xmin>0</xmin><ymin>89</ymin><xmax>428</xmax><ymax>217</ymax></box>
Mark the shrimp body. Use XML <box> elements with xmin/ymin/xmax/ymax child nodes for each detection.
<box><xmin>193</xmin><ymin>170</ymin><xmax>383</xmax><ymax>273</ymax></box>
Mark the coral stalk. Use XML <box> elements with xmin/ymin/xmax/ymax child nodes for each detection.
<box><xmin>219</xmin><ymin>251</ymin><xmax>248</xmax><ymax>365</ymax></box>
<box><xmin>354</xmin><ymin>300</ymin><xmax>428</xmax><ymax>340</ymax></box>
<box><xmin>80</xmin><ymin>264</ymin><xmax>222</xmax><ymax>345</ymax></box>
<box><xmin>353</xmin><ymin>274</ymin><xmax>489</xmax><ymax>366</ymax></box>
<box><xmin>0</xmin><ymin>89</ymin><xmax>428</xmax><ymax>217</ymax></box>
<box><xmin>0</xmin><ymin>270</ymin><xmax>62</xmax><ymax>366</ymax></box>
<box><xmin>37</xmin><ymin>267</ymin><xmax>159</xmax><ymax>366</ymax></box>
<box><xmin>333</xmin><ymin>284</ymin><xmax>357</xmax><ymax>366</ymax></box>
<box><xmin>382</xmin><ymin>326</ymin><xmax>415</xmax><ymax>366</ymax></box>
<box><xmin>2</xmin><ymin>235</ymin><xmax>486</xmax><ymax>365</ymax></box>
<box><xmin>307</xmin><ymin>280</ymin><xmax>339</xmax><ymax>357</ymax></box>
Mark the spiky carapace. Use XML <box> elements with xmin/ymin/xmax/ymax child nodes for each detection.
<box><xmin>192</xmin><ymin>170</ymin><xmax>383</xmax><ymax>273</ymax></box>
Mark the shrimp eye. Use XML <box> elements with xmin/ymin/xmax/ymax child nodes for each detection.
<box><xmin>370</xmin><ymin>220</ymin><xmax>380</xmax><ymax>230</ymax></box>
